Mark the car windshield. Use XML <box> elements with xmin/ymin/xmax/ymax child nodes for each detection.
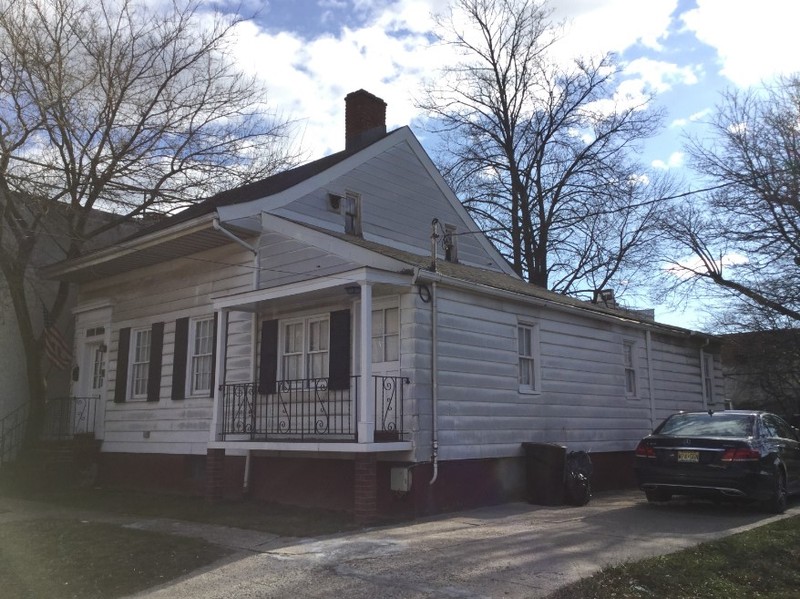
<box><xmin>655</xmin><ymin>413</ymin><xmax>755</xmax><ymax>438</ymax></box>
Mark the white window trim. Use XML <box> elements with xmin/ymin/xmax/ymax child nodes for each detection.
<box><xmin>623</xmin><ymin>339</ymin><xmax>639</xmax><ymax>399</ymax></box>
<box><xmin>128</xmin><ymin>327</ymin><xmax>151</xmax><ymax>401</ymax></box>
<box><xmin>277</xmin><ymin>313</ymin><xmax>330</xmax><ymax>383</ymax></box>
<box><xmin>186</xmin><ymin>316</ymin><xmax>215</xmax><ymax>398</ymax></box>
<box><xmin>517</xmin><ymin>321</ymin><xmax>541</xmax><ymax>394</ymax></box>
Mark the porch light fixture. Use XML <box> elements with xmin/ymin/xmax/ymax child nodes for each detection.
<box><xmin>344</xmin><ymin>284</ymin><xmax>361</xmax><ymax>296</ymax></box>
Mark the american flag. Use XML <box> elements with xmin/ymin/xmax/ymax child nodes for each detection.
<box><xmin>42</xmin><ymin>305</ymin><xmax>72</xmax><ymax>370</ymax></box>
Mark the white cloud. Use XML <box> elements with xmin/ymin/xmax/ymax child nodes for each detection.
<box><xmin>665</xmin><ymin>252</ymin><xmax>749</xmax><ymax>279</ymax></box>
<box><xmin>552</xmin><ymin>0</ymin><xmax>677</xmax><ymax>60</ymax></box>
<box><xmin>651</xmin><ymin>151</ymin><xmax>684</xmax><ymax>170</ymax></box>
<box><xmin>681</xmin><ymin>0</ymin><xmax>800</xmax><ymax>87</ymax></box>
<box><xmin>623</xmin><ymin>58</ymin><xmax>699</xmax><ymax>94</ymax></box>
<box><xmin>228</xmin><ymin>4</ymin><xmax>446</xmax><ymax>157</ymax></box>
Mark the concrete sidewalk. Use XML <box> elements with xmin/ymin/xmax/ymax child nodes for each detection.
<box><xmin>112</xmin><ymin>491</ymin><xmax>796</xmax><ymax>599</ymax></box>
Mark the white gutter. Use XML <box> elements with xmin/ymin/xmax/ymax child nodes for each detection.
<box><xmin>412</xmin><ymin>267</ymin><xmax>439</xmax><ymax>486</ymax></box>
<box><xmin>212</xmin><ymin>217</ymin><xmax>257</xmax><ymax>255</ymax></box>
<box><xmin>212</xmin><ymin>217</ymin><xmax>260</xmax><ymax>493</ymax></box>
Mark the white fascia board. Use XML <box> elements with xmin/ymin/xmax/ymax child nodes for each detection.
<box><xmin>260</xmin><ymin>213</ymin><xmax>411</xmax><ymax>272</ymax></box>
<box><xmin>42</xmin><ymin>213</ymin><xmax>217</xmax><ymax>277</ymax></box>
<box><xmin>215</xmin><ymin>128</ymin><xmax>414</xmax><ymax>224</ymax></box>
<box><xmin>402</xmin><ymin>133</ymin><xmax>520</xmax><ymax>279</ymax></box>
<box><xmin>211</xmin><ymin>267</ymin><xmax>412</xmax><ymax>310</ymax></box>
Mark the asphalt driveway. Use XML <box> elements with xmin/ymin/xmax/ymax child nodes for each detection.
<box><xmin>133</xmin><ymin>490</ymin><xmax>800</xmax><ymax>599</ymax></box>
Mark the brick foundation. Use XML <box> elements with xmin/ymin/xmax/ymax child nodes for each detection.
<box><xmin>96</xmin><ymin>450</ymin><xmax>637</xmax><ymax>520</ymax></box>
<box><xmin>205</xmin><ymin>448</ymin><xmax>225</xmax><ymax>504</ymax></box>
<box><xmin>354</xmin><ymin>454</ymin><xmax>377</xmax><ymax>525</ymax></box>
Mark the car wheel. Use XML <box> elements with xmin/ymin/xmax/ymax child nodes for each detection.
<box><xmin>765</xmin><ymin>468</ymin><xmax>787</xmax><ymax>514</ymax></box>
<box><xmin>645</xmin><ymin>489</ymin><xmax>672</xmax><ymax>503</ymax></box>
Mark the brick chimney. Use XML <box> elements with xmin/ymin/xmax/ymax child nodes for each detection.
<box><xmin>345</xmin><ymin>89</ymin><xmax>387</xmax><ymax>151</ymax></box>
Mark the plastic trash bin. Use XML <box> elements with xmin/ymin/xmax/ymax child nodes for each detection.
<box><xmin>522</xmin><ymin>442</ymin><xmax>566</xmax><ymax>506</ymax></box>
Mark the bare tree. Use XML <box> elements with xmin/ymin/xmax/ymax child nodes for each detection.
<box><xmin>417</xmin><ymin>0</ymin><xmax>673</xmax><ymax>297</ymax></box>
<box><xmin>0</xmin><ymin>0</ymin><xmax>297</xmax><ymax>445</ymax></box>
<box><xmin>659</xmin><ymin>75</ymin><xmax>800</xmax><ymax>327</ymax></box>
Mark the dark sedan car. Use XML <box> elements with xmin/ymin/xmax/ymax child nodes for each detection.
<box><xmin>634</xmin><ymin>410</ymin><xmax>800</xmax><ymax>513</ymax></box>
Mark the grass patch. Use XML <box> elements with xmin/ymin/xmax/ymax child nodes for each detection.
<box><xmin>0</xmin><ymin>470</ymin><xmax>356</xmax><ymax>537</ymax></box>
<box><xmin>0</xmin><ymin>518</ymin><xmax>230</xmax><ymax>599</ymax></box>
<box><xmin>549</xmin><ymin>515</ymin><xmax>800</xmax><ymax>599</ymax></box>
<box><xmin>2</xmin><ymin>485</ymin><xmax>356</xmax><ymax>537</ymax></box>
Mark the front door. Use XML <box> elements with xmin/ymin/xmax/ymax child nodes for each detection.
<box><xmin>76</xmin><ymin>339</ymin><xmax>107</xmax><ymax>437</ymax></box>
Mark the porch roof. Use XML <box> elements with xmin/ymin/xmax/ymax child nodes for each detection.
<box><xmin>263</xmin><ymin>217</ymin><xmax>715</xmax><ymax>340</ymax></box>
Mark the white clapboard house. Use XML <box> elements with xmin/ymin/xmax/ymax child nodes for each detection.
<box><xmin>43</xmin><ymin>90</ymin><xmax>723</xmax><ymax>520</ymax></box>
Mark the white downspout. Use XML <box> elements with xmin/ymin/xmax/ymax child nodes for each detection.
<box><xmin>429</xmin><ymin>280</ymin><xmax>439</xmax><ymax>485</ymax></box>
<box><xmin>646</xmin><ymin>330</ymin><xmax>656</xmax><ymax>430</ymax></box>
<box><xmin>699</xmin><ymin>337</ymin><xmax>710</xmax><ymax>410</ymax></box>
<box><xmin>212</xmin><ymin>217</ymin><xmax>259</xmax><ymax>492</ymax></box>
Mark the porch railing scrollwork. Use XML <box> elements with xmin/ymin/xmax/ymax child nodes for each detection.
<box><xmin>221</xmin><ymin>375</ymin><xmax>408</xmax><ymax>442</ymax></box>
<box><xmin>374</xmin><ymin>375</ymin><xmax>409</xmax><ymax>440</ymax></box>
<box><xmin>222</xmin><ymin>376</ymin><xmax>358</xmax><ymax>441</ymax></box>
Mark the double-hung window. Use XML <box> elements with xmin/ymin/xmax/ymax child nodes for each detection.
<box><xmin>281</xmin><ymin>316</ymin><xmax>330</xmax><ymax>383</ymax></box>
<box><xmin>372</xmin><ymin>307</ymin><xmax>399</xmax><ymax>363</ymax></box>
<box><xmin>518</xmin><ymin>322</ymin><xmax>540</xmax><ymax>393</ymax></box>
<box><xmin>130</xmin><ymin>328</ymin><xmax>151</xmax><ymax>399</ymax></box>
<box><xmin>623</xmin><ymin>340</ymin><xmax>638</xmax><ymax>397</ymax></box>
<box><xmin>189</xmin><ymin>317</ymin><xmax>215</xmax><ymax>395</ymax></box>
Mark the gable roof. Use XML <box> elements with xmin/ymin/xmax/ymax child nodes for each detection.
<box><xmin>41</xmin><ymin>131</ymin><xmax>395</xmax><ymax>283</ymax></box>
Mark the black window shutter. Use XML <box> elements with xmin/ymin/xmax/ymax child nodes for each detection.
<box><xmin>258</xmin><ymin>320</ymin><xmax>278</xmax><ymax>394</ymax></box>
<box><xmin>208</xmin><ymin>312</ymin><xmax>219</xmax><ymax>398</ymax></box>
<box><xmin>114</xmin><ymin>327</ymin><xmax>131</xmax><ymax>403</ymax></box>
<box><xmin>172</xmin><ymin>318</ymin><xmax>189</xmax><ymax>400</ymax></box>
<box><xmin>328</xmin><ymin>310</ymin><xmax>351</xmax><ymax>391</ymax></box>
<box><xmin>147</xmin><ymin>322</ymin><xmax>164</xmax><ymax>402</ymax></box>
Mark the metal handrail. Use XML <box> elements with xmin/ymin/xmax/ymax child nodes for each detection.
<box><xmin>0</xmin><ymin>402</ymin><xmax>29</xmax><ymax>467</ymax></box>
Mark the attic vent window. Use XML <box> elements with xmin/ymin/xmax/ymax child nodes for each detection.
<box><xmin>328</xmin><ymin>193</ymin><xmax>342</xmax><ymax>212</ymax></box>
<box><xmin>444</xmin><ymin>224</ymin><xmax>458</xmax><ymax>263</ymax></box>
<box><xmin>343</xmin><ymin>191</ymin><xmax>362</xmax><ymax>236</ymax></box>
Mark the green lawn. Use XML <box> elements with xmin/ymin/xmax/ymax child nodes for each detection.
<box><xmin>549</xmin><ymin>514</ymin><xmax>800</xmax><ymax>599</ymax></box>
<box><xmin>0</xmin><ymin>518</ymin><xmax>230</xmax><ymax>599</ymax></box>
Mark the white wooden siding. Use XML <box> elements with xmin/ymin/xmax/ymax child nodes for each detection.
<box><xmin>275</xmin><ymin>141</ymin><xmax>504</xmax><ymax>271</ymax></box>
<box><xmin>403</xmin><ymin>285</ymin><xmax>713</xmax><ymax>463</ymax></box>
<box><xmin>76</xmin><ymin>242</ymin><xmax>255</xmax><ymax>455</ymax></box>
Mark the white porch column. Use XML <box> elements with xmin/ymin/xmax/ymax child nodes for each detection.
<box><xmin>209</xmin><ymin>308</ymin><xmax>229</xmax><ymax>442</ymax></box>
<box><xmin>358</xmin><ymin>282</ymin><xmax>374</xmax><ymax>443</ymax></box>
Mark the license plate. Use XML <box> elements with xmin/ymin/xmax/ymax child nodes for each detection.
<box><xmin>677</xmin><ymin>450</ymin><xmax>699</xmax><ymax>463</ymax></box>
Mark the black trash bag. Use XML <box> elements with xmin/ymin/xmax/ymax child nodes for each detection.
<box><xmin>564</xmin><ymin>450</ymin><xmax>592</xmax><ymax>506</ymax></box>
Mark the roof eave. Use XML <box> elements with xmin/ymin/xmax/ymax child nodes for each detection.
<box><xmin>41</xmin><ymin>213</ymin><xmax>218</xmax><ymax>280</ymax></box>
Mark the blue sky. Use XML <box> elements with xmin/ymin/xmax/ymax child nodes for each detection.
<box><xmin>208</xmin><ymin>0</ymin><xmax>800</xmax><ymax>328</ymax></box>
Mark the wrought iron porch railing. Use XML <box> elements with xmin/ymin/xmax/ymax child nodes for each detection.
<box><xmin>221</xmin><ymin>375</ymin><xmax>408</xmax><ymax>442</ymax></box>
<box><xmin>42</xmin><ymin>396</ymin><xmax>99</xmax><ymax>441</ymax></box>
